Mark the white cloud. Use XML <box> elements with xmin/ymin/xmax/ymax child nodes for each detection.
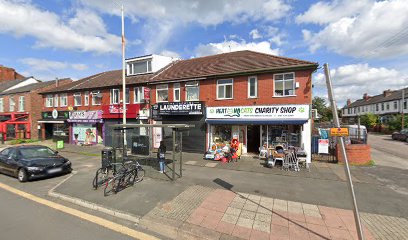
<box><xmin>71</xmin><ymin>64</ymin><xmax>89</xmax><ymax>71</ymax></box>
<box><xmin>313</xmin><ymin>63</ymin><xmax>406</xmax><ymax>106</ymax></box>
<box><xmin>19</xmin><ymin>58</ymin><xmax>88</xmax><ymax>80</ymax></box>
<box><xmin>20</xmin><ymin>58</ymin><xmax>68</xmax><ymax>72</ymax></box>
<box><xmin>0</xmin><ymin>0</ymin><xmax>121</xmax><ymax>54</ymax></box>
<box><xmin>194</xmin><ymin>40</ymin><xmax>280</xmax><ymax>57</ymax></box>
<box><xmin>298</xmin><ymin>0</ymin><xmax>408</xmax><ymax>59</ymax></box>
<box><xmin>159</xmin><ymin>50</ymin><xmax>181</xmax><ymax>59</ymax></box>
<box><xmin>250</xmin><ymin>29</ymin><xmax>262</xmax><ymax>39</ymax></box>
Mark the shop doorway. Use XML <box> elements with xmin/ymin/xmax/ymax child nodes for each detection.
<box><xmin>44</xmin><ymin>123</ymin><xmax>53</xmax><ymax>139</ymax></box>
<box><xmin>247</xmin><ymin>125</ymin><xmax>260</xmax><ymax>153</ymax></box>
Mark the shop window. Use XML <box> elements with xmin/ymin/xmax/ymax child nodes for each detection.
<box><xmin>84</xmin><ymin>91</ymin><xmax>89</xmax><ymax>106</ymax></box>
<box><xmin>212</xmin><ymin>125</ymin><xmax>232</xmax><ymax>145</ymax></box>
<box><xmin>125</xmin><ymin>88</ymin><xmax>130</xmax><ymax>104</ymax></box>
<box><xmin>110</xmin><ymin>89</ymin><xmax>120</xmax><ymax>104</ymax></box>
<box><xmin>156</xmin><ymin>84</ymin><xmax>168</xmax><ymax>102</ymax></box>
<box><xmin>274</xmin><ymin>73</ymin><xmax>295</xmax><ymax>96</ymax></box>
<box><xmin>54</xmin><ymin>94</ymin><xmax>58</xmax><ymax>107</ymax></box>
<box><xmin>173</xmin><ymin>83</ymin><xmax>180</xmax><ymax>102</ymax></box>
<box><xmin>91</xmin><ymin>91</ymin><xmax>102</xmax><ymax>105</ymax></box>
<box><xmin>248</xmin><ymin>76</ymin><xmax>257</xmax><ymax>98</ymax></box>
<box><xmin>186</xmin><ymin>81</ymin><xmax>199</xmax><ymax>101</ymax></box>
<box><xmin>9</xmin><ymin>97</ymin><xmax>15</xmax><ymax>112</ymax></box>
<box><xmin>18</xmin><ymin>96</ymin><xmax>25</xmax><ymax>112</ymax></box>
<box><xmin>134</xmin><ymin>87</ymin><xmax>144</xmax><ymax>103</ymax></box>
<box><xmin>217</xmin><ymin>79</ymin><xmax>233</xmax><ymax>99</ymax></box>
<box><xmin>60</xmin><ymin>93</ymin><xmax>68</xmax><ymax>107</ymax></box>
<box><xmin>0</xmin><ymin>98</ymin><xmax>4</xmax><ymax>112</ymax></box>
<box><xmin>46</xmin><ymin>94</ymin><xmax>53</xmax><ymax>107</ymax></box>
<box><xmin>74</xmin><ymin>92</ymin><xmax>82</xmax><ymax>106</ymax></box>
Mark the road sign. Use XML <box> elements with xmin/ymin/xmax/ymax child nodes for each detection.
<box><xmin>330</xmin><ymin>127</ymin><xmax>349</xmax><ymax>136</ymax></box>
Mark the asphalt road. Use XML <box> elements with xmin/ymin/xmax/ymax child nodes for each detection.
<box><xmin>368</xmin><ymin>133</ymin><xmax>408</xmax><ymax>166</ymax></box>
<box><xmin>0</xmin><ymin>188</ymin><xmax>134</xmax><ymax>240</ymax></box>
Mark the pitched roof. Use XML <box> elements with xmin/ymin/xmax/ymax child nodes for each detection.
<box><xmin>0</xmin><ymin>78</ymin><xmax>29</xmax><ymax>92</ymax></box>
<box><xmin>151</xmin><ymin>50</ymin><xmax>318</xmax><ymax>82</ymax></box>
<box><xmin>40</xmin><ymin>70</ymin><xmax>153</xmax><ymax>94</ymax></box>
<box><xmin>0</xmin><ymin>79</ymin><xmax>70</xmax><ymax>95</ymax></box>
<box><xmin>345</xmin><ymin>87</ymin><xmax>408</xmax><ymax>108</ymax></box>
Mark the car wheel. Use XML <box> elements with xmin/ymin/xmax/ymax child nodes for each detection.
<box><xmin>18</xmin><ymin>168</ymin><xmax>28</xmax><ymax>182</ymax></box>
<box><xmin>392</xmin><ymin>135</ymin><xmax>396</xmax><ymax>140</ymax></box>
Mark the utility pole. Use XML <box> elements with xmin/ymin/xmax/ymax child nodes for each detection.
<box><xmin>324</xmin><ymin>63</ymin><xmax>365</xmax><ymax>240</ymax></box>
<box><xmin>402</xmin><ymin>88</ymin><xmax>405</xmax><ymax>129</ymax></box>
<box><xmin>121</xmin><ymin>3</ymin><xmax>127</xmax><ymax>149</ymax></box>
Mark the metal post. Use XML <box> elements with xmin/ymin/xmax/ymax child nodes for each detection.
<box><xmin>179</xmin><ymin>131</ymin><xmax>183</xmax><ymax>177</ymax></box>
<box><xmin>172</xmin><ymin>129</ymin><xmax>176</xmax><ymax>181</ymax></box>
<box><xmin>121</xmin><ymin>4</ymin><xmax>127</xmax><ymax>149</ymax></box>
<box><xmin>402</xmin><ymin>88</ymin><xmax>405</xmax><ymax>129</ymax></box>
<box><xmin>324</xmin><ymin>63</ymin><xmax>365</xmax><ymax>240</ymax></box>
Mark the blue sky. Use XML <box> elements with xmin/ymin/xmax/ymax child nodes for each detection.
<box><xmin>1</xmin><ymin>0</ymin><xmax>407</xmax><ymax>106</ymax></box>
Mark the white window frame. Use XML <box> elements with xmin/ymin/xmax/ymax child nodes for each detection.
<box><xmin>110</xmin><ymin>89</ymin><xmax>120</xmax><ymax>104</ymax></box>
<box><xmin>91</xmin><ymin>91</ymin><xmax>102</xmax><ymax>105</ymax></box>
<box><xmin>185</xmin><ymin>81</ymin><xmax>199</xmax><ymax>101</ymax></box>
<box><xmin>45</xmin><ymin>94</ymin><xmax>53</xmax><ymax>107</ymax></box>
<box><xmin>84</xmin><ymin>91</ymin><xmax>89</xmax><ymax>106</ymax></box>
<box><xmin>60</xmin><ymin>93</ymin><xmax>68</xmax><ymax>107</ymax></box>
<box><xmin>134</xmin><ymin>87</ymin><xmax>144</xmax><ymax>103</ymax></box>
<box><xmin>9</xmin><ymin>97</ymin><xmax>15</xmax><ymax>112</ymax></box>
<box><xmin>156</xmin><ymin>84</ymin><xmax>168</xmax><ymax>103</ymax></box>
<box><xmin>18</xmin><ymin>96</ymin><xmax>25</xmax><ymax>112</ymax></box>
<box><xmin>74</xmin><ymin>92</ymin><xmax>82</xmax><ymax>106</ymax></box>
<box><xmin>125</xmin><ymin>88</ymin><xmax>130</xmax><ymax>104</ymax></box>
<box><xmin>173</xmin><ymin>83</ymin><xmax>180</xmax><ymax>102</ymax></box>
<box><xmin>127</xmin><ymin>60</ymin><xmax>152</xmax><ymax>75</ymax></box>
<box><xmin>0</xmin><ymin>98</ymin><xmax>3</xmax><ymax>112</ymax></box>
<box><xmin>248</xmin><ymin>76</ymin><xmax>258</xmax><ymax>98</ymax></box>
<box><xmin>273</xmin><ymin>72</ymin><xmax>296</xmax><ymax>97</ymax></box>
<box><xmin>216</xmin><ymin>79</ymin><xmax>233</xmax><ymax>100</ymax></box>
<box><xmin>54</xmin><ymin>94</ymin><xmax>58</xmax><ymax>107</ymax></box>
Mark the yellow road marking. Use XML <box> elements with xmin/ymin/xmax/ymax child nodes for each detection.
<box><xmin>0</xmin><ymin>182</ymin><xmax>160</xmax><ymax>240</ymax></box>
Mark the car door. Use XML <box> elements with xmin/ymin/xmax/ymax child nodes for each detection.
<box><xmin>3</xmin><ymin>148</ymin><xmax>19</xmax><ymax>176</ymax></box>
<box><xmin>0</xmin><ymin>148</ymin><xmax>10</xmax><ymax>174</ymax></box>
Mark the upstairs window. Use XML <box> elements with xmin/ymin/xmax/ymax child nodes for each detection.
<box><xmin>46</xmin><ymin>95</ymin><xmax>53</xmax><ymax>107</ymax></box>
<box><xmin>84</xmin><ymin>91</ymin><xmax>89</xmax><ymax>106</ymax></box>
<box><xmin>74</xmin><ymin>92</ymin><xmax>82</xmax><ymax>106</ymax></box>
<box><xmin>274</xmin><ymin>73</ymin><xmax>295</xmax><ymax>96</ymax></box>
<box><xmin>173</xmin><ymin>83</ymin><xmax>180</xmax><ymax>102</ymax></box>
<box><xmin>110</xmin><ymin>89</ymin><xmax>120</xmax><ymax>104</ymax></box>
<box><xmin>127</xmin><ymin>60</ymin><xmax>152</xmax><ymax>75</ymax></box>
<box><xmin>386</xmin><ymin>103</ymin><xmax>390</xmax><ymax>110</ymax></box>
<box><xmin>394</xmin><ymin>101</ymin><xmax>397</xmax><ymax>109</ymax></box>
<box><xmin>156</xmin><ymin>84</ymin><xmax>168</xmax><ymax>102</ymax></box>
<box><xmin>18</xmin><ymin>96</ymin><xmax>25</xmax><ymax>112</ymax></box>
<box><xmin>381</xmin><ymin>103</ymin><xmax>384</xmax><ymax>111</ymax></box>
<box><xmin>54</xmin><ymin>94</ymin><xmax>58</xmax><ymax>107</ymax></box>
<box><xmin>9</xmin><ymin>97</ymin><xmax>15</xmax><ymax>112</ymax></box>
<box><xmin>248</xmin><ymin>76</ymin><xmax>258</xmax><ymax>98</ymax></box>
<box><xmin>376</xmin><ymin>104</ymin><xmax>379</xmax><ymax>111</ymax></box>
<box><xmin>134</xmin><ymin>87</ymin><xmax>144</xmax><ymax>103</ymax></box>
<box><xmin>0</xmin><ymin>98</ymin><xmax>3</xmax><ymax>112</ymax></box>
<box><xmin>125</xmin><ymin>88</ymin><xmax>130</xmax><ymax>104</ymax></box>
<box><xmin>91</xmin><ymin>91</ymin><xmax>102</xmax><ymax>105</ymax></box>
<box><xmin>217</xmin><ymin>79</ymin><xmax>233</xmax><ymax>99</ymax></box>
<box><xmin>186</xmin><ymin>81</ymin><xmax>199</xmax><ymax>101</ymax></box>
<box><xmin>60</xmin><ymin>94</ymin><xmax>68</xmax><ymax>107</ymax></box>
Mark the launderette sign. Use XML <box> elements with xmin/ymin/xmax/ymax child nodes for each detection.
<box><xmin>206</xmin><ymin>105</ymin><xmax>309</xmax><ymax>119</ymax></box>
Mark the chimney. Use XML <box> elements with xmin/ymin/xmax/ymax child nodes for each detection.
<box><xmin>383</xmin><ymin>89</ymin><xmax>392</xmax><ymax>97</ymax></box>
<box><xmin>55</xmin><ymin>77</ymin><xmax>59</xmax><ymax>87</ymax></box>
<box><xmin>363</xmin><ymin>93</ymin><xmax>369</xmax><ymax>100</ymax></box>
<box><xmin>347</xmin><ymin>99</ymin><xmax>351</xmax><ymax>106</ymax></box>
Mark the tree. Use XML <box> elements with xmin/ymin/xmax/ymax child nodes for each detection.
<box><xmin>312</xmin><ymin>97</ymin><xmax>332</xmax><ymax>122</ymax></box>
<box><xmin>359</xmin><ymin>113</ymin><xmax>379</xmax><ymax>128</ymax></box>
<box><xmin>387</xmin><ymin>114</ymin><xmax>408</xmax><ymax>131</ymax></box>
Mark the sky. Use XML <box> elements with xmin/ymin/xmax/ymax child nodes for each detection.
<box><xmin>1</xmin><ymin>0</ymin><xmax>408</xmax><ymax>107</ymax></box>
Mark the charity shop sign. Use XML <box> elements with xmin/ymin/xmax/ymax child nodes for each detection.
<box><xmin>206</xmin><ymin>105</ymin><xmax>309</xmax><ymax>120</ymax></box>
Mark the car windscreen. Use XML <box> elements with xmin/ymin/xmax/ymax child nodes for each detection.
<box><xmin>19</xmin><ymin>147</ymin><xmax>56</xmax><ymax>159</ymax></box>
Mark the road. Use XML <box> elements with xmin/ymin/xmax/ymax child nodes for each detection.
<box><xmin>0</xmin><ymin>188</ymin><xmax>134</xmax><ymax>240</ymax></box>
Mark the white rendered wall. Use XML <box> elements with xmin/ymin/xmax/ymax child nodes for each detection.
<box><xmin>302</xmin><ymin>119</ymin><xmax>312</xmax><ymax>163</ymax></box>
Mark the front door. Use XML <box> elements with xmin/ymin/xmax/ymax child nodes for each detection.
<box><xmin>247</xmin><ymin>125</ymin><xmax>260</xmax><ymax>153</ymax></box>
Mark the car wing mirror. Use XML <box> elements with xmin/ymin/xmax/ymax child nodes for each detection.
<box><xmin>55</xmin><ymin>151</ymin><xmax>59</xmax><ymax>155</ymax></box>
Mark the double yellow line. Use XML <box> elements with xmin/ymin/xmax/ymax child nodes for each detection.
<box><xmin>0</xmin><ymin>182</ymin><xmax>160</xmax><ymax>240</ymax></box>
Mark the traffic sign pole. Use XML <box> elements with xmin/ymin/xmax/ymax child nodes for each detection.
<box><xmin>324</xmin><ymin>63</ymin><xmax>365</xmax><ymax>240</ymax></box>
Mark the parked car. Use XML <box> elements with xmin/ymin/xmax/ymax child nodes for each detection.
<box><xmin>0</xmin><ymin>145</ymin><xmax>72</xmax><ymax>182</ymax></box>
<box><xmin>343</xmin><ymin>125</ymin><xmax>368</xmax><ymax>144</ymax></box>
<box><xmin>391</xmin><ymin>129</ymin><xmax>408</xmax><ymax>142</ymax></box>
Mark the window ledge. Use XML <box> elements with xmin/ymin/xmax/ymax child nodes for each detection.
<box><xmin>215</xmin><ymin>98</ymin><xmax>234</xmax><ymax>101</ymax></box>
<box><xmin>248</xmin><ymin>97</ymin><xmax>258</xmax><ymax>99</ymax></box>
<box><xmin>272</xmin><ymin>95</ymin><xmax>297</xmax><ymax>98</ymax></box>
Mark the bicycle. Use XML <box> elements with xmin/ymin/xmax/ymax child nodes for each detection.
<box><xmin>92</xmin><ymin>162</ymin><xmax>122</xmax><ymax>190</ymax></box>
<box><xmin>103</xmin><ymin>160</ymin><xmax>145</xmax><ymax>196</ymax></box>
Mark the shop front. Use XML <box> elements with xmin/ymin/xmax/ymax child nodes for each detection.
<box><xmin>38</xmin><ymin>110</ymin><xmax>70</xmax><ymax>142</ymax></box>
<box><xmin>152</xmin><ymin>101</ymin><xmax>206</xmax><ymax>153</ymax></box>
<box><xmin>206</xmin><ymin>104</ymin><xmax>312</xmax><ymax>163</ymax></box>
<box><xmin>102</xmin><ymin>104</ymin><xmax>142</xmax><ymax>147</ymax></box>
<box><xmin>68</xmin><ymin>110</ymin><xmax>103</xmax><ymax>145</ymax></box>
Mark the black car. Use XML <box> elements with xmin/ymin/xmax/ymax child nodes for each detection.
<box><xmin>0</xmin><ymin>145</ymin><xmax>72</xmax><ymax>182</ymax></box>
<box><xmin>391</xmin><ymin>129</ymin><xmax>408</xmax><ymax>142</ymax></box>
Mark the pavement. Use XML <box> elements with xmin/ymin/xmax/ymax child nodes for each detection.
<box><xmin>0</xmin><ymin>137</ymin><xmax>407</xmax><ymax>240</ymax></box>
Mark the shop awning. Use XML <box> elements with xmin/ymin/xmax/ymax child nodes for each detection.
<box><xmin>205</xmin><ymin>119</ymin><xmax>308</xmax><ymax>125</ymax></box>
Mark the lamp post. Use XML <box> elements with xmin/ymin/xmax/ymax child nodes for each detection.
<box><xmin>121</xmin><ymin>3</ymin><xmax>127</xmax><ymax>148</ymax></box>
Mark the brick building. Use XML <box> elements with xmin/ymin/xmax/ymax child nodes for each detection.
<box><xmin>0</xmin><ymin>79</ymin><xmax>72</xmax><ymax>140</ymax></box>
<box><xmin>0</xmin><ymin>65</ymin><xmax>25</xmax><ymax>82</ymax></box>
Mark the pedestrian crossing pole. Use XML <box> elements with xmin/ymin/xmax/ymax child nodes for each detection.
<box><xmin>323</xmin><ymin>63</ymin><xmax>365</xmax><ymax>240</ymax></box>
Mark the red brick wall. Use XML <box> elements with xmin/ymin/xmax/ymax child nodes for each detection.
<box><xmin>150</xmin><ymin>70</ymin><xmax>313</xmax><ymax>106</ymax></box>
<box><xmin>0</xmin><ymin>66</ymin><xmax>24</xmax><ymax>81</ymax></box>
<box><xmin>336</xmin><ymin>144</ymin><xmax>371</xmax><ymax>165</ymax></box>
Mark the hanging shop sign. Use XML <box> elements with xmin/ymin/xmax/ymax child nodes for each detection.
<box><xmin>156</xmin><ymin>101</ymin><xmax>204</xmax><ymax>115</ymax></box>
<box><xmin>41</xmin><ymin>111</ymin><xmax>69</xmax><ymax>120</ymax></box>
<box><xmin>144</xmin><ymin>87</ymin><xmax>150</xmax><ymax>100</ymax></box>
<box><xmin>206</xmin><ymin>104</ymin><xmax>309</xmax><ymax>119</ymax></box>
<box><xmin>68</xmin><ymin>110</ymin><xmax>103</xmax><ymax>123</ymax></box>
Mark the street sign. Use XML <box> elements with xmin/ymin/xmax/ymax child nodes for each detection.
<box><xmin>56</xmin><ymin>140</ymin><xmax>64</xmax><ymax>149</ymax></box>
<box><xmin>330</xmin><ymin>127</ymin><xmax>349</xmax><ymax>136</ymax></box>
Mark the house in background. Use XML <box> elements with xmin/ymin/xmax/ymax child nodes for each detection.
<box><xmin>342</xmin><ymin>87</ymin><xmax>408</xmax><ymax>124</ymax></box>
<box><xmin>0</xmin><ymin>65</ymin><xmax>25</xmax><ymax>81</ymax></box>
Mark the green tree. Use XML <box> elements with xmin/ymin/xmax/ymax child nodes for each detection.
<box><xmin>312</xmin><ymin>96</ymin><xmax>332</xmax><ymax>122</ymax></box>
<box><xmin>359</xmin><ymin>113</ymin><xmax>379</xmax><ymax>128</ymax></box>
<box><xmin>387</xmin><ymin>114</ymin><xmax>408</xmax><ymax>131</ymax></box>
